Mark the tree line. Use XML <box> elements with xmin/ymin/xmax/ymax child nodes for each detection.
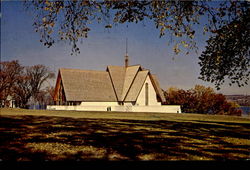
<box><xmin>0</xmin><ymin>60</ymin><xmax>55</xmax><ymax>108</ymax></box>
<box><xmin>163</xmin><ymin>85</ymin><xmax>242</xmax><ymax>116</ymax></box>
<box><xmin>0</xmin><ymin>60</ymin><xmax>243</xmax><ymax>116</ymax></box>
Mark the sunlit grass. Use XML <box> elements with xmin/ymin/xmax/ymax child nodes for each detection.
<box><xmin>0</xmin><ymin>108</ymin><xmax>249</xmax><ymax>161</ymax></box>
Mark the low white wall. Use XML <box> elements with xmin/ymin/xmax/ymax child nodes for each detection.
<box><xmin>133</xmin><ymin>106</ymin><xmax>181</xmax><ymax>113</ymax></box>
<box><xmin>80</xmin><ymin>102</ymin><xmax>119</xmax><ymax>106</ymax></box>
<box><xmin>47</xmin><ymin>105</ymin><xmax>181</xmax><ymax>113</ymax></box>
<box><xmin>47</xmin><ymin>105</ymin><xmax>108</xmax><ymax>111</ymax></box>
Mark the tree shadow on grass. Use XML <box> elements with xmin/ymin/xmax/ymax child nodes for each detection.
<box><xmin>0</xmin><ymin>115</ymin><xmax>249</xmax><ymax>161</ymax></box>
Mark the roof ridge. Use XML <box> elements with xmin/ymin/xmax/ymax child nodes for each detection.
<box><xmin>127</xmin><ymin>64</ymin><xmax>141</xmax><ymax>67</ymax></box>
<box><xmin>60</xmin><ymin>68</ymin><xmax>107</xmax><ymax>73</ymax></box>
<box><xmin>107</xmin><ymin>64</ymin><xmax>141</xmax><ymax>68</ymax></box>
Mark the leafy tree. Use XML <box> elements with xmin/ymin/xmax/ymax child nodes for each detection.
<box><xmin>190</xmin><ymin>85</ymin><xmax>215</xmax><ymax>114</ymax></box>
<box><xmin>209</xmin><ymin>94</ymin><xmax>242</xmax><ymax>116</ymax></box>
<box><xmin>0</xmin><ymin>60</ymin><xmax>55</xmax><ymax>108</ymax></box>
<box><xmin>35</xmin><ymin>88</ymin><xmax>54</xmax><ymax>108</ymax></box>
<box><xmin>32</xmin><ymin>86</ymin><xmax>55</xmax><ymax>108</ymax></box>
<box><xmin>26</xmin><ymin>64</ymin><xmax>55</xmax><ymax>103</ymax></box>
<box><xmin>45</xmin><ymin>86</ymin><xmax>55</xmax><ymax>105</ymax></box>
<box><xmin>23</xmin><ymin>0</ymin><xmax>249</xmax><ymax>88</ymax></box>
<box><xmin>0</xmin><ymin>60</ymin><xmax>23</xmax><ymax>106</ymax></box>
<box><xmin>16</xmin><ymin>65</ymin><xmax>55</xmax><ymax>108</ymax></box>
<box><xmin>164</xmin><ymin>85</ymin><xmax>242</xmax><ymax>116</ymax></box>
<box><xmin>13</xmin><ymin>69</ymin><xmax>33</xmax><ymax>108</ymax></box>
<box><xmin>199</xmin><ymin>8</ymin><xmax>250</xmax><ymax>89</ymax></box>
<box><xmin>164</xmin><ymin>87</ymin><xmax>197</xmax><ymax>113</ymax></box>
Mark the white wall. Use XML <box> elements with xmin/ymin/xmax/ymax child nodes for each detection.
<box><xmin>136</xmin><ymin>76</ymin><xmax>161</xmax><ymax>106</ymax></box>
<box><xmin>80</xmin><ymin>102</ymin><xmax>119</xmax><ymax>106</ymax></box>
<box><xmin>131</xmin><ymin>105</ymin><xmax>181</xmax><ymax>113</ymax></box>
<box><xmin>47</xmin><ymin>105</ymin><xmax>109</xmax><ymax>111</ymax></box>
<box><xmin>47</xmin><ymin>105</ymin><xmax>181</xmax><ymax>113</ymax></box>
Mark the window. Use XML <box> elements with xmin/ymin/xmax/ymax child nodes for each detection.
<box><xmin>145</xmin><ymin>83</ymin><xmax>149</xmax><ymax>106</ymax></box>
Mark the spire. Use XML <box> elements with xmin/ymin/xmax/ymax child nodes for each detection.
<box><xmin>125</xmin><ymin>38</ymin><xmax>129</xmax><ymax>67</ymax></box>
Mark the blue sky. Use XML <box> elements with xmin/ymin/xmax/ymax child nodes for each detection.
<box><xmin>1</xmin><ymin>1</ymin><xmax>249</xmax><ymax>95</ymax></box>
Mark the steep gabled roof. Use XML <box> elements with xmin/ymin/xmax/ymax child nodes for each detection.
<box><xmin>124</xmin><ymin>70</ymin><xmax>149</xmax><ymax>101</ymax></box>
<box><xmin>150</xmin><ymin>74</ymin><xmax>166</xmax><ymax>103</ymax></box>
<box><xmin>107</xmin><ymin>65</ymin><xmax>141</xmax><ymax>102</ymax></box>
<box><xmin>107</xmin><ymin>66</ymin><xmax>126</xmax><ymax>101</ymax></box>
<box><xmin>59</xmin><ymin>68</ymin><xmax>117</xmax><ymax>102</ymax></box>
<box><xmin>56</xmin><ymin>64</ymin><xmax>166</xmax><ymax>103</ymax></box>
<box><xmin>121</xmin><ymin>65</ymin><xmax>140</xmax><ymax>101</ymax></box>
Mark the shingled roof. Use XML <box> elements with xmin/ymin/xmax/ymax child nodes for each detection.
<box><xmin>124</xmin><ymin>70</ymin><xmax>149</xmax><ymax>101</ymax></box>
<box><xmin>121</xmin><ymin>65</ymin><xmax>140</xmax><ymax>101</ymax></box>
<box><xmin>59</xmin><ymin>68</ymin><xmax>117</xmax><ymax>102</ymax></box>
<box><xmin>56</xmin><ymin>65</ymin><xmax>165</xmax><ymax>103</ymax></box>
<box><xmin>107</xmin><ymin>65</ymin><xmax>126</xmax><ymax>101</ymax></box>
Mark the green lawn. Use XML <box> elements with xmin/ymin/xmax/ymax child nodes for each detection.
<box><xmin>0</xmin><ymin>108</ymin><xmax>250</xmax><ymax>161</ymax></box>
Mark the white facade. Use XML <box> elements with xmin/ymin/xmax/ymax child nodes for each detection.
<box><xmin>135</xmin><ymin>76</ymin><xmax>161</xmax><ymax>106</ymax></box>
<box><xmin>47</xmin><ymin>105</ymin><xmax>181</xmax><ymax>113</ymax></box>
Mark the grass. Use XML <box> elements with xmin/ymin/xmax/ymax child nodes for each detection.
<box><xmin>0</xmin><ymin>108</ymin><xmax>250</xmax><ymax>161</ymax></box>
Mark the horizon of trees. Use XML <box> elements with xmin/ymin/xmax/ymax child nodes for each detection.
<box><xmin>163</xmin><ymin>85</ymin><xmax>242</xmax><ymax>116</ymax></box>
<box><xmin>0</xmin><ymin>60</ymin><xmax>55</xmax><ymax>108</ymax></box>
<box><xmin>0</xmin><ymin>60</ymin><xmax>243</xmax><ymax>116</ymax></box>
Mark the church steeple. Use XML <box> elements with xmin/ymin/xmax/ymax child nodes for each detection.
<box><xmin>125</xmin><ymin>38</ymin><xmax>129</xmax><ymax>67</ymax></box>
<box><xmin>125</xmin><ymin>55</ymin><xmax>129</xmax><ymax>67</ymax></box>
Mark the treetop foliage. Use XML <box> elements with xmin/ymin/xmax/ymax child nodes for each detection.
<box><xmin>23</xmin><ymin>0</ymin><xmax>250</xmax><ymax>89</ymax></box>
<box><xmin>24</xmin><ymin>1</ymin><xmax>249</xmax><ymax>53</ymax></box>
<box><xmin>199</xmin><ymin>8</ymin><xmax>250</xmax><ymax>89</ymax></box>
